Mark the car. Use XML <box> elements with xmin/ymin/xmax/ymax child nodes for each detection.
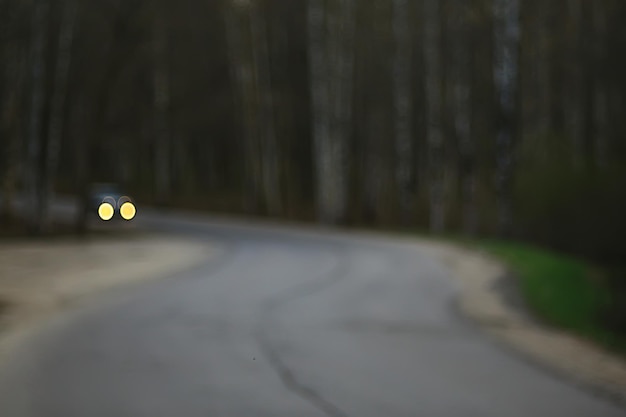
<box><xmin>89</xmin><ymin>183</ymin><xmax>137</xmax><ymax>221</ymax></box>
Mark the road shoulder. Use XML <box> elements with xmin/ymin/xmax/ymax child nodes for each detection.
<box><xmin>0</xmin><ymin>233</ymin><xmax>216</xmax><ymax>365</ymax></box>
<box><xmin>413</xmin><ymin>240</ymin><xmax>626</xmax><ymax>405</ymax></box>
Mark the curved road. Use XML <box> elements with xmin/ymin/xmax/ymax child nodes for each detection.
<box><xmin>0</xmin><ymin>212</ymin><xmax>624</xmax><ymax>416</ymax></box>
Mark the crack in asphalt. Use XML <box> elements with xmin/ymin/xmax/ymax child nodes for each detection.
<box><xmin>254</xmin><ymin>246</ymin><xmax>353</xmax><ymax>417</ymax></box>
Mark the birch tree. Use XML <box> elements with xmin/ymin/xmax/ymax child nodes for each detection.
<box><xmin>493</xmin><ymin>0</ymin><xmax>520</xmax><ymax>236</ymax></box>
<box><xmin>393</xmin><ymin>0</ymin><xmax>413</xmax><ymax>219</ymax></box>
<box><xmin>423</xmin><ymin>0</ymin><xmax>446</xmax><ymax>233</ymax></box>
<box><xmin>41</xmin><ymin>0</ymin><xmax>78</xmax><ymax>231</ymax></box>
<box><xmin>308</xmin><ymin>0</ymin><xmax>355</xmax><ymax>224</ymax></box>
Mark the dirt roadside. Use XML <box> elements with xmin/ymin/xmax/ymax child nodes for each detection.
<box><xmin>415</xmin><ymin>240</ymin><xmax>626</xmax><ymax>404</ymax></box>
<box><xmin>0</xmin><ymin>233</ymin><xmax>216</xmax><ymax>364</ymax></box>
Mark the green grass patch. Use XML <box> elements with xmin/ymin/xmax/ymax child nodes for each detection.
<box><xmin>475</xmin><ymin>239</ymin><xmax>626</xmax><ymax>353</ymax></box>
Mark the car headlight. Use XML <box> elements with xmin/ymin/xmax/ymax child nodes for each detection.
<box><xmin>119</xmin><ymin>201</ymin><xmax>137</xmax><ymax>221</ymax></box>
<box><xmin>98</xmin><ymin>202</ymin><xmax>115</xmax><ymax>221</ymax></box>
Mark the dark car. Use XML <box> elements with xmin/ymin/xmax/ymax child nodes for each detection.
<box><xmin>89</xmin><ymin>183</ymin><xmax>136</xmax><ymax>221</ymax></box>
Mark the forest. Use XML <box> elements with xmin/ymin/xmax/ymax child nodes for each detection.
<box><xmin>0</xmin><ymin>0</ymin><xmax>625</xmax><ymax>268</ymax></box>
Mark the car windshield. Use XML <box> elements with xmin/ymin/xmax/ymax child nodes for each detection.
<box><xmin>92</xmin><ymin>184</ymin><xmax>119</xmax><ymax>196</ymax></box>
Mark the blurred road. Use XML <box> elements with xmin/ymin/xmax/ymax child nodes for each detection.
<box><xmin>0</xmin><ymin>209</ymin><xmax>624</xmax><ymax>416</ymax></box>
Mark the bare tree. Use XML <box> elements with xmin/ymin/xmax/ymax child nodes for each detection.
<box><xmin>592</xmin><ymin>0</ymin><xmax>608</xmax><ymax>169</ymax></box>
<box><xmin>564</xmin><ymin>0</ymin><xmax>584</xmax><ymax>166</ymax></box>
<box><xmin>73</xmin><ymin>94</ymin><xmax>91</xmax><ymax>234</ymax></box>
<box><xmin>249</xmin><ymin>1</ymin><xmax>282</xmax><ymax>215</ymax></box>
<box><xmin>493</xmin><ymin>0</ymin><xmax>520</xmax><ymax>237</ymax></box>
<box><xmin>225</xmin><ymin>0</ymin><xmax>282</xmax><ymax>215</ymax></box>
<box><xmin>423</xmin><ymin>0</ymin><xmax>446</xmax><ymax>233</ymax></box>
<box><xmin>153</xmin><ymin>0</ymin><xmax>172</xmax><ymax>205</ymax></box>
<box><xmin>41</xmin><ymin>0</ymin><xmax>78</xmax><ymax>231</ymax></box>
<box><xmin>393</xmin><ymin>0</ymin><xmax>413</xmax><ymax>220</ymax></box>
<box><xmin>308</xmin><ymin>0</ymin><xmax>333</xmax><ymax>223</ymax></box>
<box><xmin>546</xmin><ymin>0</ymin><xmax>565</xmax><ymax>135</ymax></box>
<box><xmin>25</xmin><ymin>0</ymin><xmax>51</xmax><ymax>233</ymax></box>
<box><xmin>330</xmin><ymin>0</ymin><xmax>355</xmax><ymax>224</ymax></box>
<box><xmin>1</xmin><ymin>15</ymin><xmax>27</xmax><ymax>220</ymax></box>
<box><xmin>518</xmin><ymin>0</ymin><xmax>548</xmax><ymax>163</ymax></box>
<box><xmin>450</xmin><ymin>0</ymin><xmax>475</xmax><ymax>234</ymax></box>
<box><xmin>225</xmin><ymin>0</ymin><xmax>257</xmax><ymax>210</ymax></box>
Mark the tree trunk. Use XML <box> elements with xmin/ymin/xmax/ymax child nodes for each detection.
<box><xmin>578</xmin><ymin>0</ymin><xmax>592</xmax><ymax>169</ymax></box>
<box><xmin>41</xmin><ymin>0</ymin><xmax>78</xmax><ymax>231</ymax></box>
<box><xmin>451</xmin><ymin>1</ymin><xmax>475</xmax><ymax>235</ymax></box>
<box><xmin>547</xmin><ymin>0</ymin><xmax>564</xmax><ymax>135</ymax></box>
<box><xmin>493</xmin><ymin>0</ymin><xmax>521</xmax><ymax>237</ymax></box>
<box><xmin>25</xmin><ymin>0</ymin><xmax>51</xmax><ymax>234</ymax></box>
<box><xmin>363</xmin><ymin>106</ymin><xmax>385</xmax><ymax>221</ymax></box>
<box><xmin>73</xmin><ymin>95</ymin><xmax>91</xmax><ymax>235</ymax></box>
<box><xmin>565</xmin><ymin>0</ymin><xmax>584</xmax><ymax>166</ymax></box>
<box><xmin>423</xmin><ymin>0</ymin><xmax>446</xmax><ymax>233</ymax></box>
<box><xmin>1</xmin><ymin>31</ymin><xmax>27</xmax><ymax>220</ymax></box>
<box><xmin>249</xmin><ymin>2</ymin><xmax>282</xmax><ymax>216</ymax></box>
<box><xmin>308</xmin><ymin>0</ymin><xmax>333</xmax><ymax>223</ymax></box>
<box><xmin>393</xmin><ymin>0</ymin><xmax>413</xmax><ymax>220</ymax></box>
<box><xmin>592</xmin><ymin>1</ymin><xmax>608</xmax><ymax>169</ymax></box>
<box><xmin>225</xmin><ymin>0</ymin><xmax>263</xmax><ymax>212</ymax></box>
<box><xmin>335</xmin><ymin>0</ymin><xmax>355</xmax><ymax>223</ymax></box>
<box><xmin>225</xmin><ymin>1</ymin><xmax>252</xmax><ymax>210</ymax></box>
<box><xmin>153</xmin><ymin>1</ymin><xmax>172</xmax><ymax>205</ymax></box>
<box><xmin>519</xmin><ymin>0</ymin><xmax>548</xmax><ymax>157</ymax></box>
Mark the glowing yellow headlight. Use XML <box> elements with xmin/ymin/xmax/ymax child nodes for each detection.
<box><xmin>98</xmin><ymin>202</ymin><xmax>115</xmax><ymax>221</ymax></box>
<box><xmin>120</xmin><ymin>202</ymin><xmax>136</xmax><ymax>221</ymax></box>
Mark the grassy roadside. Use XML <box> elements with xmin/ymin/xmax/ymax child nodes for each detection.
<box><xmin>474</xmin><ymin>239</ymin><xmax>626</xmax><ymax>355</ymax></box>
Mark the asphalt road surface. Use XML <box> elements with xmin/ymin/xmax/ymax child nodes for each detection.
<box><xmin>0</xmin><ymin>211</ymin><xmax>624</xmax><ymax>417</ymax></box>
